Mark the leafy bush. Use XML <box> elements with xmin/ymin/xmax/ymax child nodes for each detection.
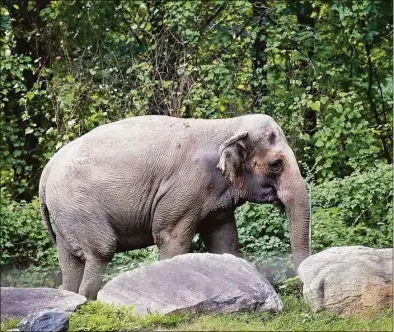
<box><xmin>0</xmin><ymin>188</ymin><xmax>57</xmax><ymax>268</ymax></box>
<box><xmin>311</xmin><ymin>163</ymin><xmax>393</xmax><ymax>250</ymax></box>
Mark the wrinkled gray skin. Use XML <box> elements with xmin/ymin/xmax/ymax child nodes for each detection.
<box><xmin>39</xmin><ymin>114</ymin><xmax>310</xmax><ymax>300</ymax></box>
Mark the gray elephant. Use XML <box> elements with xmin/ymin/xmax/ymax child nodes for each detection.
<box><xmin>39</xmin><ymin>114</ymin><xmax>310</xmax><ymax>299</ymax></box>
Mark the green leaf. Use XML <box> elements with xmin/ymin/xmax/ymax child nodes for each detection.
<box><xmin>13</xmin><ymin>150</ymin><xmax>22</xmax><ymax>157</ymax></box>
<box><xmin>315</xmin><ymin>140</ymin><xmax>324</xmax><ymax>147</ymax></box>
<box><xmin>26</xmin><ymin>92</ymin><xmax>35</xmax><ymax>100</ymax></box>
<box><xmin>310</xmin><ymin>101</ymin><xmax>321</xmax><ymax>111</ymax></box>
<box><xmin>320</xmin><ymin>96</ymin><xmax>329</xmax><ymax>104</ymax></box>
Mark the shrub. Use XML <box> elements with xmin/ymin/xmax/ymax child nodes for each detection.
<box><xmin>0</xmin><ymin>188</ymin><xmax>57</xmax><ymax>268</ymax></box>
<box><xmin>311</xmin><ymin>163</ymin><xmax>392</xmax><ymax>250</ymax></box>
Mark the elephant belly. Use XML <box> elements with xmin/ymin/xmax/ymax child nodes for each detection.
<box><xmin>116</xmin><ymin>231</ymin><xmax>155</xmax><ymax>252</ymax></box>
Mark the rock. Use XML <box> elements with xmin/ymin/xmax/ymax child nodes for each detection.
<box><xmin>1</xmin><ymin>287</ymin><xmax>87</xmax><ymax>319</ymax></box>
<box><xmin>6</xmin><ymin>329</ymin><xmax>20</xmax><ymax>332</ymax></box>
<box><xmin>298</xmin><ymin>246</ymin><xmax>393</xmax><ymax>316</ymax></box>
<box><xmin>17</xmin><ymin>308</ymin><xmax>69</xmax><ymax>332</ymax></box>
<box><xmin>98</xmin><ymin>253</ymin><xmax>283</xmax><ymax>316</ymax></box>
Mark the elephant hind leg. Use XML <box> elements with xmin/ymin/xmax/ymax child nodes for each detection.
<box><xmin>57</xmin><ymin>237</ymin><xmax>85</xmax><ymax>293</ymax></box>
<box><xmin>78</xmin><ymin>257</ymin><xmax>109</xmax><ymax>300</ymax></box>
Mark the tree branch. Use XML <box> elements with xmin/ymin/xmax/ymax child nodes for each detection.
<box><xmin>115</xmin><ymin>6</ymin><xmax>144</xmax><ymax>46</ymax></box>
<box><xmin>365</xmin><ymin>41</ymin><xmax>392</xmax><ymax>163</ymax></box>
<box><xmin>202</xmin><ymin>3</ymin><xmax>227</xmax><ymax>31</ymax></box>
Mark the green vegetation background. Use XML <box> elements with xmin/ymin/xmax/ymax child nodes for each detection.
<box><xmin>0</xmin><ymin>1</ymin><xmax>392</xmax><ymax>330</ymax></box>
<box><xmin>0</xmin><ymin>0</ymin><xmax>392</xmax><ymax>324</ymax></box>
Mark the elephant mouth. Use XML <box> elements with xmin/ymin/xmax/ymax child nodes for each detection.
<box><xmin>273</xmin><ymin>199</ymin><xmax>285</xmax><ymax>211</ymax></box>
<box><xmin>260</xmin><ymin>185</ymin><xmax>282</xmax><ymax>205</ymax></box>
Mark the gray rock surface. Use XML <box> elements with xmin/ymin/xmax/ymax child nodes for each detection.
<box><xmin>298</xmin><ymin>246</ymin><xmax>393</xmax><ymax>316</ymax></box>
<box><xmin>17</xmin><ymin>308</ymin><xmax>69</xmax><ymax>332</ymax></box>
<box><xmin>98</xmin><ymin>253</ymin><xmax>283</xmax><ymax>316</ymax></box>
<box><xmin>1</xmin><ymin>287</ymin><xmax>86</xmax><ymax>319</ymax></box>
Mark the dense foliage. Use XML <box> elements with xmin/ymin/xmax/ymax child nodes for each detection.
<box><xmin>0</xmin><ymin>0</ymin><xmax>392</xmax><ymax>285</ymax></box>
<box><xmin>0</xmin><ymin>188</ymin><xmax>57</xmax><ymax>267</ymax></box>
<box><xmin>1</xmin><ymin>0</ymin><xmax>392</xmax><ymax>199</ymax></box>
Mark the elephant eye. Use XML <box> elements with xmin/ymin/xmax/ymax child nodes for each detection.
<box><xmin>268</xmin><ymin>159</ymin><xmax>283</xmax><ymax>173</ymax></box>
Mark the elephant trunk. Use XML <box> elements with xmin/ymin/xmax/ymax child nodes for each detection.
<box><xmin>277</xmin><ymin>148</ymin><xmax>310</xmax><ymax>270</ymax></box>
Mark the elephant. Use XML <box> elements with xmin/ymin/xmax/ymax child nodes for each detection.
<box><xmin>39</xmin><ymin>114</ymin><xmax>310</xmax><ymax>299</ymax></box>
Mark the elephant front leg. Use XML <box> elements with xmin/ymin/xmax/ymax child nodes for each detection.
<box><xmin>198</xmin><ymin>212</ymin><xmax>240</xmax><ymax>256</ymax></box>
<box><xmin>153</xmin><ymin>218</ymin><xmax>197</xmax><ymax>260</ymax></box>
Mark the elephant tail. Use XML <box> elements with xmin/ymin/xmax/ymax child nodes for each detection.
<box><xmin>39</xmin><ymin>164</ymin><xmax>56</xmax><ymax>245</ymax></box>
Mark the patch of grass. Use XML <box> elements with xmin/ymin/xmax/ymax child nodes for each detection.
<box><xmin>174</xmin><ymin>296</ymin><xmax>392</xmax><ymax>331</ymax></box>
<box><xmin>0</xmin><ymin>317</ymin><xmax>20</xmax><ymax>331</ymax></box>
<box><xmin>69</xmin><ymin>296</ymin><xmax>393</xmax><ymax>331</ymax></box>
<box><xmin>69</xmin><ymin>301</ymin><xmax>188</xmax><ymax>331</ymax></box>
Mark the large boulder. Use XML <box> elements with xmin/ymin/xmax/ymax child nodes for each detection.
<box><xmin>17</xmin><ymin>308</ymin><xmax>69</xmax><ymax>332</ymax></box>
<box><xmin>1</xmin><ymin>287</ymin><xmax>87</xmax><ymax>319</ymax></box>
<box><xmin>298</xmin><ymin>246</ymin><xmax>392</xmax><ymax>316</ymax></box>
<box><xmin>98</xmin><ymin>253</ymin><xmax>283</xmax><ymax>316</ymax></box>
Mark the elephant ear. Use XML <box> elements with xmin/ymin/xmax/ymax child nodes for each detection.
<box><xmin>217</xmin><ymin>132</ymin><xmax>248</xmax><ymax>190</ymax></box>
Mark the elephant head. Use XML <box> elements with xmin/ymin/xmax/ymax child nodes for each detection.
<box><xmin>217</xmin><ymin>115</ymin><xmax>310</xmax><ymax>268</ymax></box>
